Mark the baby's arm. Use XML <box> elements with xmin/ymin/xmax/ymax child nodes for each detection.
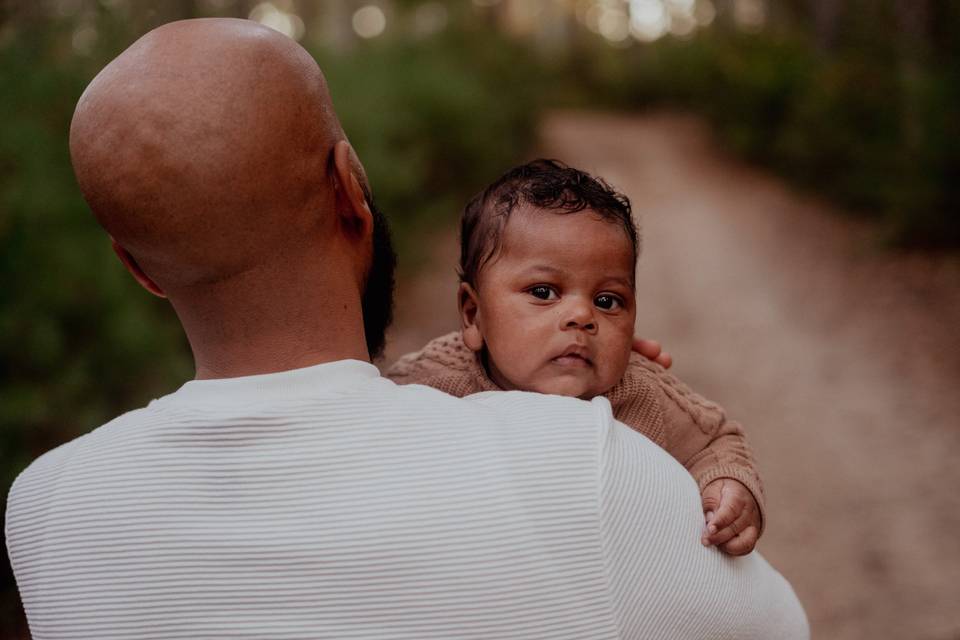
<box><xmin>605</xmin><ymin>354</ymin><xmax>765</xmax><ymax>555</ymax></box>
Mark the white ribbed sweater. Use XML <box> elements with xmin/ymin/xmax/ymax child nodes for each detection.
<box><xmin>6</xmin><ymin>360</ymin><xmax>807</xmax><ymax>639</ymax></box>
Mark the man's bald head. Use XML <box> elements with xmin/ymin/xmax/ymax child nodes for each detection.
<box><xmin>70</xmin><ymin>18</ymin><xmax>353</xmax><ymax>287</ymax></box>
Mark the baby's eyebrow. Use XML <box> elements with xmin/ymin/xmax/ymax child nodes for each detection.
<box><xmin>602</xmin><ymin>276</ymin><xmax>635</xmax><ymax>289</ymax></box>
<box><xmin>520</xmin><ymin>264</ymin><xmax>568</xmax><ymax>278</ymax></box>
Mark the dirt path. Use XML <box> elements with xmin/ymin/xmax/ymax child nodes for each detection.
<box><xmin>383</xmin><ymin>111</ymin><xmax>960</xmax><ymax>640</ymax></box>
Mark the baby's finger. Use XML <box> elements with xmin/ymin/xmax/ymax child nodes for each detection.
<box><xmin>631</xmin><ymin>339</ymin><xmax>674</xmax><ymax>369</ymax></box>
<box><xmin>719</xmin><ymin>526</ymin><xmax>759</xmax><ymax>556</ymax></box>
<box><xmin>632</xmin><ymin>338</ymin><xmax>662</xmax><ymax>360</ymax></box>
<box><xmin>705</xmin><ymin>494</ymin><xmax>742</xmax><ymax>536</ymax></box>
<box><xmin>706</xmin><ymin>522</ymin><xmax>736</xmax><ymax>546</ymax></box>
<box><xmin>655</xmin><ymin>351</ymin><xmax>673</xmax><ymax>369</ymax></box>
<box><xmin>707</xmin><ymin>508</ymin><xmax>754</xmax><ymax>546</ymax></box>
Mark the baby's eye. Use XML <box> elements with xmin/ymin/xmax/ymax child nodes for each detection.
<box><xmin>594</xmin><ymin>294</ymin><xmax>623</xmax><ymax>311</ymax></box>
<box><xmin>528</xmin><ymin>286</ymin><xmax>558</xmax><ymax>301</ymax></box>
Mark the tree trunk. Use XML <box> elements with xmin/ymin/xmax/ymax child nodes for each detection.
<box><xmin>895</xmin><ymin>0</ymin><xmax>931</xmax><ymax>152</ymax></box>
<box><xmin>895</xmin><ymin>0</ymin><xmax>930</xmax><ymax>60</ymax></box>
<box><xmin>808</xmin><ymin>0</ymin><xmax>841</xmax><ymax>52</ymax></box>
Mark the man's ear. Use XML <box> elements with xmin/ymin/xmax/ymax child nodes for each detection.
<box><xmin>331</xmin><ymin>139</ymin><xmax>372</xmax><ymax>243</ymax></box>
<box><xmin>111</xmin><ymin>238</ymin><xmax>166</xmax><ymax>298</ymax></box>
<box><xmin>458</xmin><ymin>282</ymin><xmax>483</xmax><ymax>352</ymax></box>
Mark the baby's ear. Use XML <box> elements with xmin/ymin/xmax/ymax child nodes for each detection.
<box><xmin>458</xmin><ymin>282</ymin><xmax>484</xmax><ymax>352</ymax></box>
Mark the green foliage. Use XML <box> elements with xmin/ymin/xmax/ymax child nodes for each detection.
<box><xmin>0</xmin><ymin>23</ymin><xmax>192</xmax><ymax>636</ymax></box>
<box><xmin>315</xmin><ymin>26</ymin><xmax>545</xmax><ymax>255</ymax></box>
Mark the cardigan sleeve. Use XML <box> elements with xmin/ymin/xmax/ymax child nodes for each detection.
<box><xmin>618</xmin><ymin>354</ymin><xmax>767</xmax><ymax>535</ymax></box>
<box><xmin>384</xmin><ymin>331</ymin><xmax>498</xmax><ymax>397</ymax></box>
<box><xmin>597</xmin><ymin>401</ymin><xmax>807</xmax><ymax>638</ymax></box>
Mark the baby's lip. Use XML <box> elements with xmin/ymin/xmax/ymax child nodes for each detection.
<box><xmin>552</xmin><ymin>344</ymin><xmax>592</xmax><ymax>367</ymax></box>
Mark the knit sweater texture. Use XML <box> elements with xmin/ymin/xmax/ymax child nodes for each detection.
<box><xmin>386</xmin><ymin>331</ymin><xmax>766</xmax><ymax>530</ymax></box>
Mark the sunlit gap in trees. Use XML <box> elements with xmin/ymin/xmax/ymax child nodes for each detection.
<box><xmin>578</xmin><ymin>0</ymin><xmax>717</xmax><ymax>44</ymax></box>
<box><xmin>468</xmin><ymin>0</ymin><xmax>724</xmax><ymax>47</ymax></box>
<box><xmin>248</xmin><ymin>1</ymin><xmax>388</xmax><ymax>41</ymax></box>
<box><xmin>249</xmin><ymin>2</ymin><xmax>305</xmax><ymax>40</ymax></box>
<box><xmin>248</xmin><ymin>2</ymin><xmax>448</xmax><ymax>42</ymax></box>
<box><xmin>485</xmin><ymin>0</ymin><xmax>767</xmax><ymax>46</ymax></box>
<box><xmin>59</xmin><ymin>0</ymin><xmax>769</xmax><ymax>53</ymax></box>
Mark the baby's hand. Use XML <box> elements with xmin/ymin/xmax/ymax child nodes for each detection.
<box><xmin>631</xmin><ymin>337</ymin><xmax>673</xmax><ymax>369</ymax></box>
<box><xmin>700</xmin><ymin>478</ymin><xmax>760</xmax><ymax>556</ymax></box>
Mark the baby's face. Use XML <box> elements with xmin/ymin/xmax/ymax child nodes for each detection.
<box><xmin>468</xmin><ymin>206</ymin><xmax>636</xmax><ymax>399</ymax></box>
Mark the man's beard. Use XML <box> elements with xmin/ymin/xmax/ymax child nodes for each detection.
<box><xmin>360</xmin><ymin>195</ymin><xmax>397</xmax><ymax>360</ymax></box>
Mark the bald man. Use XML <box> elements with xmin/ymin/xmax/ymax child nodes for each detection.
<box><xmin>5</xmin><ymin>18</ymin><xmax>807</xmax><ymax>640</ymax></box>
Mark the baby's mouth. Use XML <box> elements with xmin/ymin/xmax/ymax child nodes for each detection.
<box><xmin>552</xmin><ymin>346</ymin><xmax>592</xmax><ymax>368</ymax></box>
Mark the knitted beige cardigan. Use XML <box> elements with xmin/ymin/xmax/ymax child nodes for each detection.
<box><xmin>386</xmin><ymin>331</ymin><xmax>766</xmax><ymax>532</ymax></box>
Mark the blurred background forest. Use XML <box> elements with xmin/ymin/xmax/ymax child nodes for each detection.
<box><xmin>2</xmin><ymin>0</ymin><xmax>959</xmax><ymax>638</ymax></box>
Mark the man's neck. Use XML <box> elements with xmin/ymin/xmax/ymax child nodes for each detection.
<box><xmin>189</xmin><ymin>330</ymin><xmax>369</xmax><ymax>380</ymax></box>
<box><xmin>169</xmin><ymin>269</ymin><xmax>370</xmax><ymax>380</ymax></box>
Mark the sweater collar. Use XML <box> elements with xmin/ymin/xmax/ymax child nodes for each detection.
<box><xmin>159</xmin><ymin>359</ymin><xmax>381</xmax><ymax>407</ymax></box>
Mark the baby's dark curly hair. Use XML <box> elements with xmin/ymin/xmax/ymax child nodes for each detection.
<box><xmin>459</xmin><ymin>159</ymin><xmax>639</xmax><ymax>287</ymax></box>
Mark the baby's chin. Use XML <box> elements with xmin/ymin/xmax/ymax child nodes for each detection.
<box><xmin>526</xmin><ymin>373</ymin><xmax>617</xmax><ymax>401</ymax></box>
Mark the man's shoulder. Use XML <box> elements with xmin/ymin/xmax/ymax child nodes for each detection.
<box><xmin>469</xmin><ymin>389</ymin><xmax>608</xmax><ymax>426</ymax></box>
<box><xmin>399</xmin><ymin>382</ymin><xmax>610</xmax><ymax>431</ymax></box>
<box><xmin>6</xmin><ymin>405</ymin><xmax>156</xmax><ymax>503</ymax></box>
<box><xmin>4</xmin><ymin>406</ymin><xmax>152</xmax><ymax>559</ymax></box>
<box><xmin>390</xmin><ymin>381</ymin><xmax>680</xmax><ymax>462</ymax></box>
<box><xmin>385</xmin><ymin>383</ymin><xmax>636</xmax><ymax>468</ymax></box>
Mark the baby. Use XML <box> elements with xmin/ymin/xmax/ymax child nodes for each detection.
<box><xmin>387</xmin><ymin>159</ymin><xmax>764</xmax><ymax>555</ymax></box>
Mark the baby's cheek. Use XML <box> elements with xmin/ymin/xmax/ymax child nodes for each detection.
<box><xmin>485</xmin><ymin>340</ymin><xmax>540</xmax><ymax>389</ymax></box>
<box><xmin>597</xmin><ymin>342</ymin><xmax>633</xmax><ymax>391</ymax></box>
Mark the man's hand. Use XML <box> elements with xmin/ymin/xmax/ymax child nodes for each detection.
<box><xmin>700</xmin><ymin>478</ymin><xmax>760</xmax><ymax>556</ymax></box>
<box><xmin>632</xmin><ymin>338</ymin><xmax>673</xmax><ymax>369</ymax></box>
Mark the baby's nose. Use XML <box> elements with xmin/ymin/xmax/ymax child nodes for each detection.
<box><xmin>562</xmin><ymin>299</ymin><xmax>597</xmax><ymax>333</ymax></box>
